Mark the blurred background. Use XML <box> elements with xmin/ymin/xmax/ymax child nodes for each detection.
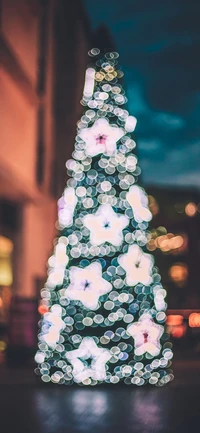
<box><xmin>0</xmin><ymin>0</ymin><xmax>200</xmax><ymax>369</ymax></box>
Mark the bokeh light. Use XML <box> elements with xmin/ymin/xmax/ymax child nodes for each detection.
<box><xmin>169</xmin><ymin>264</ymin><xmax>188</xmax><ymax>284</ymax></box>
<box><xmin>185</xmin><ymin>202</ymin><xmax>197</xmax><ymax>217</ymax></box>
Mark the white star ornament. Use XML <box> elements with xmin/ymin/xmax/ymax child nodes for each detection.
<box><xmin>118</xmin><ymin>244</ymin><xmax>154</xmax><ymax>286</ymax></box>
<box><xmin>127</xmin><ymin>313</ymin><xmax>164</xmax><ymax>356</ymax></box>
<box><xmin>83</xmin><ymin>204</ymin><xmax>129</xmax><ymax>246</ymax></box>
<box><xmin>65</xmin><ymin>262</ymin><xmax>112</xmax><ymax>310</ymax></box>
<box><xmin>66</xmin><ymin>337</ymin><xmax>111</xmax><ymax>383</ymax></box>
<box><xmin>79</xmin><ymin>118</ymin><xmax>125</xmax><ymax>157</ymax></box>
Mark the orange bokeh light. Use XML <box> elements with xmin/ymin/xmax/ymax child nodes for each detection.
<box><xmin>169</xmin><ymin>263</ymin><xmax>188</xmax><ymax>283</ymax></box>
<box><xmin>38</xmin><ymin>305</ymin><xmax>49</xmax><ymax>315</ymax></box>
<box><xmin>166</xmin><ymin>315</ymin><xmax>183</xmax><ymax>326</ymax></box>
<box><xmin>185</xmin><ymin>202</ymin><xmax>197</xmax><ymax>217</ymax></box>
<box><xmin>147</xmin><ymin>232</ymin><xmax>187</xmax><ymax>254</ymax></box>
<box><xmin>166</xmin><ymin>315</ymin><xmax>186</xmax><ymax>338</ymax></box>
<box><xmin>170</xmin><ymin>325</ymin><xmax>186</xmax><ymax>338</ymax></box>
<box><xmin>157</xmin><ymin>234</ymin><xmax>184</xmax><ymax>252</ymax></box>
<box><xmin>189</xmin><ymin>313</ymin><xmax>200</xmax><ymax>327</ymax></box>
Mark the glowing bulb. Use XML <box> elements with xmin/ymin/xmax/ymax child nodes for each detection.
<box><xmin>83</xmin><ymin>68</ymin><xmax>95</xmax><ymax>99</ymax></box>
<box><xmin>125</xmin><ymin>116</ymin><xmax>137</xmax><ymax>132</ymax></box>
<box><xmin>169</xmin><ymin>264</ymin><xmax>188</xmax><ymax>283</ymax></box>
<box><xmin>185</xmin><ymin>202</ymin><xmax>197</xmax><ymax>217</ymax></box>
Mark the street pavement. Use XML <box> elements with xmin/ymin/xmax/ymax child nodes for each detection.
<box><xmin>0</xmin><ymin>359</ymin><xmax>200</xmax><ymax>433</ymax></box>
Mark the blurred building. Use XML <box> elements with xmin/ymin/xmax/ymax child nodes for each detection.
<box><xmin>0</xmin><ymin>0</ymin><xmax>92</xmax><ymax>360</ymax></box>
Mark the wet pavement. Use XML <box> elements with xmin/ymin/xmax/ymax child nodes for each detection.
<box><xmin>0</xmin><ymin>360</ymin><xmax>200</xmax><ymax>433</ymax></box>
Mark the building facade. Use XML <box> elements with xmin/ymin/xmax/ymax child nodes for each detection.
<box><xmin>0</xmin><ymin>0</ymin><xmax>91</xmax><ymax>359</ymax></box>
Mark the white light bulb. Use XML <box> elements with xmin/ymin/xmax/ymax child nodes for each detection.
<box><xmin>125</xmin><ymin>116</ymin><xmax>137</xmax><ymax>132</ymax></box>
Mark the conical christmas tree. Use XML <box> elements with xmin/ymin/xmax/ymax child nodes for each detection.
<box><xmin>35</xmin><ymin>49</ymin><xmax>173</xmax><ymax>386</ymax></box>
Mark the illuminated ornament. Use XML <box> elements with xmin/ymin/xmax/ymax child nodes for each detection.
<box><xmin>127</xmin><ymin>313</ymin><xmax>164</xmax><ymax>356</ymax></box>
<box><xmin>58</xmin><ymin>187</ymin><xmax>77</xmax><ymax>228</ymax></box>
<box><xmin>42</xmin><ymin>305</ymin><xmax>65</xmax><ymax>348</ymax></box>
<box><xmin>65</xmin><ymin>262</ymin><xmax>112</xmax><ymax>310</ymax></box>
<box><xmin>154</xmin><ymin>288</ymin><xmax>167</xmax><ymax>311</ymax></box>
<box><xmin>66</xmin><ymin>337</ymin><xmax>111</xmax><ymax>383</ymax></box>
<box><xmin>79</xmin><ymin>118</ymin><xmax>125</xmax><ymax>157</ymax></box>
<box><xmin>126</xmin><ymin>185</ymin><xmax>152</xmax><ymax>223</ymax></box>
<box><xmin>118</xmin><ymin>244</ymin><xmax>154</xmax><ymax>286</ymax></box>
<box><xmin>46</xmin><ymin>242</ymin><xmax>69</xmax><ymax>287</ymax></box>
<box><xmin>83</xmin><ymin>204</ymin><xmax>129</xmax><ymax>246</ymax></box>
<box><xmin>83</xmin><ymin>68</ymin><xmax>95</xmax><ymax>99</ymax></box>
<box><xmin>125</xmin><ymin>115</ymin><xmax>137</xmax><ymax>133</ymax></box>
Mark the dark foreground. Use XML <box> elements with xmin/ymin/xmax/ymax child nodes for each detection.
<box><xmin>0</xmin><ymin>360</ymin><xmax>200</xmax><ymax>433</ymax></box>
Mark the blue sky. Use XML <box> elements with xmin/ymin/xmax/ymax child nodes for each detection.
<box><xmin>84</xmin><ymin>0</ymin><xmax>200</xmax><ymax>190</ymax></box>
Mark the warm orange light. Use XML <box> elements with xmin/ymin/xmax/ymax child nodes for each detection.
<box><xmin>157</xmin><ymin>234</ymin><xmax>184</xmax><ymax>251</ymax></box>
<box><xmin>0</xmin><ymin>237</ymin><xmax>13</xmax><ymax>254</ymax></box>
<box><xmin>166</xmin><ymin>315</ymin><xmax>183</xmax><ymax>326</ymax></box>
<box><xmin>169</xmin><ymin>263</ymin><xmax>188</xmax><ymax>283</ymax></box>
<box><xmin>0</xmin><ymin>236</ymin><xmax>13</xmax><ymax>286</ymax></box>
<box><xmin>167</xmin><ymin>315</ymin><xmax>186</xmax><ymax>338</ymax></box>
<box><xmin>147</xmin><ymin>232</ymin><xmax>187</xmax><ymax>254</ymax></box>
<box><xmin>170</xmin><ymin>325</ymin><xmax>186</xmax><ymax>338</ymax></box>
<box><xmin>148</xmin><ymin>195</ymin><xmax>159</xmax><ymax>216</ymax></box>
<box><xmin>38</xmin><ymin>305</ymin><xmax>49</xmax><ymax>315</ymax></box>
<box><xmin>0</xmin><ymin>341</ymin><xmax>7</xmax><ymax>352</ymax></box>
<box><xmin>168</xmin><ymin>235</ymin><xmax>183</xmax><ymax>250</ymax></box>
<box><xmin>185</xmin><ymin>202</ymin><xmax>197</xmax><ymax>217</ymax></box>
<box><xmin>189</xmin><ymin>313</ymin><xmax>200</xmax><ymax>327</ymax></box>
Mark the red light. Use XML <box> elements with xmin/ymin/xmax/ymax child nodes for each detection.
<box><xmin>38</xmin><ymin>305</ymin><xmax>49</xmax><ymax>315</ymax></box>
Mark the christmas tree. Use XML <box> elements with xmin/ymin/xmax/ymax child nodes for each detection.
<box><xmin>35</xmin><ymin>49</ymin><xmax>173</xmax><ymax>386</ymax></box>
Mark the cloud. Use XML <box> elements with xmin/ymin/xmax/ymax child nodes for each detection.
<box><xmin>152</xmin><ymin>113</ymin><xmax>185</xmax><ymax>129</ymax></box>
<box><xmin>137</xmin><ymin>139</ymin><xmax>162</xmax><ymax>152</ymax></box>
<box><xmin>140</xmin><ymin>141</ymin><xmax>200</xmax><ymax>189</ymax></box>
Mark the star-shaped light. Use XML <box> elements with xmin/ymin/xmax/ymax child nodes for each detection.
<box><xmin>42</xmin><ymin>305</ymin><xmax>65</xmax><ymax>348</ymax></box>
<box><xmin>66</xmin><ymin>337</ymin><xmax>111</xmax><ymax>383</ymax></box>
<box><xmin>65</xmin><ymin>262</ymin><xmax>112</xmax><ymax>310</ymax></box>
<box><xmin>126</xmin><ymin>185</ymin><xmax>152</xmax><ymax>223</ymax></box>
<box><xmin>127</xmin><ymin>313</ymin><xmax>164</xmax><ymax>356</ymax></box>
<box><xmin>118</xmin><ymin>244</ymin><xmax>154</xmax><ymax>286</ymax></box>
<box><xmin>58</xmin><ymin>187</ymin><xmax>77</xmax><ymax>228</ymax></box>
<box><xmin>79</xmin><ymin>118</ymin><xmax>125</xmax><ymax>157</ymax></box>
<box><xmin>83</xmin><ymin>204</ymin><xmax>129</xmax><ymax>246</ymax></box>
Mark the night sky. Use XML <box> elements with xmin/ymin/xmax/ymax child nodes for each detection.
<box><xmin>85</xmin><ymin>0</ymin><xmax>200</xmax><ymax>190</ymax></box>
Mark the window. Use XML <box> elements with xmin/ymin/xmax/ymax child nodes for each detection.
<box><xmin>0</xmin><ymin>236</ymin><xmax>13</xmax><ymax>325</ymax></box>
